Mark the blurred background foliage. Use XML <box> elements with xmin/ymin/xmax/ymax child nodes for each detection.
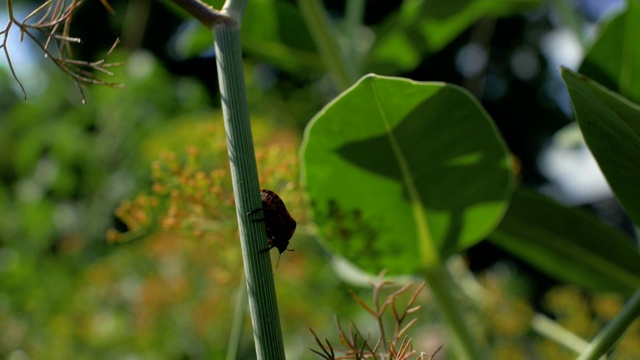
<box><xmin>1</xmin><ymin>0</ymin><xmax>639</xmax><ymax>358</ymax></box>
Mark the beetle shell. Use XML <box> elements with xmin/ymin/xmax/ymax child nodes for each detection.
<box><xmin>255</xmin><ymin>189</ymin><xmax>296</xmax><ymax>254</ymax></box>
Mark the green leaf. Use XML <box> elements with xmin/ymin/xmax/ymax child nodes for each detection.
<box><xmin>170</xmin><ymin>0</ymin><xmax>321</xmax><ymax>73</ymax></box>
<box><xmin>301</xmin><ymin>74</ymin><xmax>513</xmax><ymax>274</ymax></box>
<box><xmin>580</xmin><ymin>1</ymin><xmax>640</xmax><ymax>104</ymax></box>
<box><xmin>171</xmin><ymin>21</ymin><xmax>215</xmax><ymax>58</ymax></box>
<box><xmin>241</xmin><ymin>0</ymin><xmax>321</xmax><ymax>73</ymax></box>
<box><xmin>369</xmin><ymin>0</ymin><xmax>541</xmax><ymax>72</ymax></box>
<box><xmin>561</xmin><ymin>68</ymin><xmax>640</xmax><ymax>226</ymax></box>
<box><xmin>490</xmin><ymin>188</ymin><xmax>640</xmax><ymax>296</ymax></box>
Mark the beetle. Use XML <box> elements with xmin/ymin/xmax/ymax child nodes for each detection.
<box><xmin>248</xmin><ymin>189</ymin><xmax>297</xmax><ymax>254</ymax></box>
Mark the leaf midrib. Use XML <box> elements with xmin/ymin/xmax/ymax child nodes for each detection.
<box><xmin>370</xmin><ymin>79</ymin><xmax>440</xmax><ymax>268</ymax></box>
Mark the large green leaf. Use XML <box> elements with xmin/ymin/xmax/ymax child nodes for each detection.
<box><xmin>301</xmin><ymin>74</ymin><xmax>513</xmax><ymax>275</ymax></box>
<box><xmin>580</xmin><ymin>1</ymin><xmax>640</xmax><ymax>104</ymax></box>
<box><xmin>490</xmin><ymin>188</ymin><xmax>640</xmax><ymax>296</ymax></box>
<box><xmin>561</xmin><ymin>68</ymin><xmax>640</xmax><ymax>226</ymax></box>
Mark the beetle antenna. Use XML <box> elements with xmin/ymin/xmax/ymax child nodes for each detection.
<box><xmin>272</xmin><ymin>253</ymin><xmax>282</xmax><ymax>276</ymax></box>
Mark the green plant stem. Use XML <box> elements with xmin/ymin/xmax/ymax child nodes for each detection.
<box><xmin>531</xmin><ymin>314</ymin><xmax>589</xmax><ymax>354</ymax></box>
<box><xmin>297</xmin><ymin>0</ymin><xmax>356</xmax><ymax>90</ymax></box>
<box><xmin>576</xmin><ymin>288</ymin><xmax>640</xmax><ymax>360</ymax></box>
<box><xmin>344</xmin><ymin>0</ymin><xmax>365</xmax><ymax>74</ymax></box>
<box><xmin>424</xmin><ymin>265</ymin><xmax>484</xmax><ymax>360</ymax></box>
<box><xmin>553</xmin><ymin>0</ymin><xmax>585</xmax><ymax>46</ymax></box>
<box><xmin>212</xmin><ymin>2</ymin><xmax>285</xmax><ymax>358</ymax></box>
<box><xmin>619</xmin><ymin>2</ymin><xmax>638</xmax><ymax>100</ymax></box>
<box><xmin>226</xmin><ymin>276</ymin><xmax>248</xmax><ymax>360</ymax></box>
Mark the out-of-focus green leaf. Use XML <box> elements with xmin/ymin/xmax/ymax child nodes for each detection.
<box><xmin>14</xmin><ymin>130</ymin><xmax>46</xmax><ymax>176</ymax></box>
<box><xmin>369</xmin><ymin>0</ymin><xmax>542</xmax><ymax>72</ymax></box>
<box><xmin>490</xmin><ymin>188</ymin><xmax>640</xmax><ymax>296</ymax></box>
<box><xmin>175</xmin><ymin>0</ymin><xmax>321</xmax><ymax>72</ymax></box>
<box><xmin>580</xmin><ymin>1</ymin><xmax>640</xmax><ymax>104</ymax></box>
<box><xmin>171</xmin><ymin>21</ymin><xmax>215</xmax><ymax>58</ymax></box>
<box><xmin>18</xmin><ymin>201</ymin><xmax>56</xmax><ymax>251</ymax></box>
<box><xmin>561</xmin><ymin>68</ymin><xmax>640</xmax><ymax>226</ymax></box>
<box><xmin>242</xmin><ymin>0</ymin><xmax>321</xmax><ymax>72</ymax></box>
<box><xmin>301</xmin><ymin>74</ymin><xmax>513</xmax><ymax>275</ymax></box>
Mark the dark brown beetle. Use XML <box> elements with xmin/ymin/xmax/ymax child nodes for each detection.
<box><xmin>248</xmin><ymin>189</ymin><xmax>297</xmax><ymax>254</ymax></box>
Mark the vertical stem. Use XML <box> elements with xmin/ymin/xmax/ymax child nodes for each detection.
<box><xmin>553</xmin><ymin>0</ymin><xmax>585</xmax><ymax>46</ymax></box>
<box><xmin>344</xmin><ymin>0</ymin><xmax>365</xmax><ymax>74</ymax></box>
<box><xmin>424</xmin><ymin>266</ymin><xmax>484</xmax><ymax>360</ymax></box>
<box><xmin>213</xmin><ymin>17</ymin><xmax>285</xmax><ymax>359</ymax></box>
<box><xmin>576</xmin><ymin>289</ymin><xmax>640</xmax><ymax>360</ymax></box>
<box><xmin>531</xmin><ymin>314</ymin><xmax>589</xmax><ymax>354</ymax></box>
<box><xmin>226</xmin><ymin>276</ymin><xmax>248</xmax><ymax>360</ymax></box>
<box><xmin>297</xmin><ymin>0</ymin><xmax>356</xmax><ymax>90</ymax></box>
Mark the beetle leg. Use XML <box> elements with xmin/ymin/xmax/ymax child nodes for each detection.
<box><xmin>259</xmin><ymin>245</ymin><xmax>275</xmax><ymax>253</ymax></box>
<box><xmin>247</xmin><ymin>207</ymin><xmax>265</xmax><ymax>222</ymax></box>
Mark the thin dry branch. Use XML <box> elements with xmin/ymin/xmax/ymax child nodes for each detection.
<box><xmin>389</xmin><ymin>283</ymin><xmax>413</xmax><ymax>321</ymax></box>
<box><xmin>311</xmin><ymin>272</ymin><xmax>437</xmax><ymax>359</ymax></box>
<box><xmin>349</xmin><ymin>290</ymin><xmax>376</xmax><ymax>316</ymax></box>
<box><xmin>428</xmin><ymin>345</ymin><xmax>443</xmax><ymax>360</ymax></box>
<box><xmin>398</xmin><ymin>318</ymin><xmax>419</xmax><ymax>339</ymax></box>
<box><xmin>166</xmin><ymin>0</ymin><xmax>229</xmax><ymax>28</ymax></box>
<box><xmin>392</xmin><ymin>336</ymin><xmax>417</xmax><ymax>360</ymax></box>
<box><xmin>1</xmin><ymin>21</ymin><xmax>26</xmax><ymax>97</ymax></box>
<box><xmin>390</xmin><ymin>281</ymin><xmax>426</xmax><ymax>342</ymax></box>
<box><xmin>2</xmin><ymin>0</ymin><xmax>122</xmax><ymax>102</ymax></box>
<box><xmin>310</xmin><ymin>328</ymin><xmax>336</xmax><ymax>360</ymax></box>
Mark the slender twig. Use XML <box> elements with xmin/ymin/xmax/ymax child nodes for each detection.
<box><xmin>310</xmin><ymin>328</ymin><xmax>336</xmax><ymax>359</ymax></box>
<box><xmin>398</xmin><ymin>318</ymin><xmax>419</xmax><ymax>339</ymax></box>
<box><xmin>395</xmin><ymin>336</ymin><xmax>417</xmax><ymax>359</ymax></box>
<box><xmin>167</xmin><ymin>0</ymin><xmax>229</xmax><ymax>28</ymax></box>
<box><xmin>371</xmin><ymin>272</ymin><xmax>394</xmax><ymax>352</ymax></box>
<box><xmin>2</xmin><ymin>0</ymin><xmax>122</xmax><ymax>101</ymax></box>
<box><xmin>349</xmin><ymin>290</ymin><xmax>376</xmax><ymax>316</ymax></box>
<box><xmin>389</xmin><ymin>283</ymin><xmax>413</xmax><ymax>321</ymax></box>
<box><xmin>428</xmin><ymin>345</ymin><xmax>443</xmax><ymax>360</ymax></box>
<box><xmin>311</xmin><ymin>272</ymin><xmax>431</xmax><ymax>359</ymax></box>
<box><xmin>0</xmin><ymin>21</ymin><xmax>26</xmax><ymax>98</ymax></box>
<box><xmin>23</xmin><ymin>0</ymin><xmax>55</xmax><ymax>24</ymax></box>
<box><xmin>350</xmin><ymin>321</ymin><xmax>379</xmax><ymax>355</ymax></box>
